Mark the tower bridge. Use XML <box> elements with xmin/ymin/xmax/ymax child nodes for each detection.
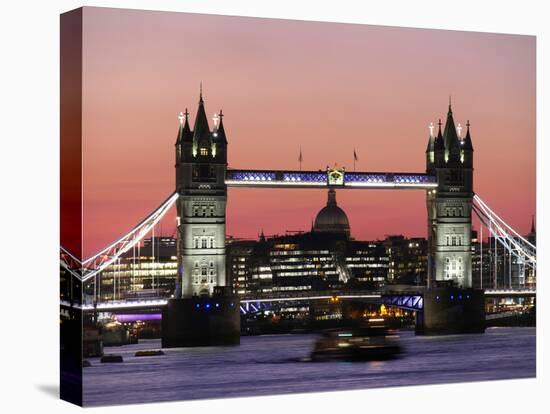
<box><xmin>60</xmin><ymin>92</ymin><xmax>536</xmax><ymax>344</ymax></box>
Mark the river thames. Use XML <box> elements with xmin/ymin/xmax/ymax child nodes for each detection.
<box><xmin>82</xmin><ymin>327</ymin><xmax>535</xmax><ymax>406</ymax></box>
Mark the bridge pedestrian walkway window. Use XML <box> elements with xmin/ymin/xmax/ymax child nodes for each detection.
<box><xmin>192</xmin><ymin>205</ymin><xmax>216</xmax><ymax>217</ymax></box>
<box><xmin>445</xmin><ymin>235</ymin><xmax>463</xmax><ymax>246</ymax></box>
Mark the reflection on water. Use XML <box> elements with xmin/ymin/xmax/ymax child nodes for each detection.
<box><xmin>82</xmin><ymin>327</ymin><xmax>535</xmax><ymax>407</ymax></box>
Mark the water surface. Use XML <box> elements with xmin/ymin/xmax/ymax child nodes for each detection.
<box><xmin>83</xmin><ymin>327</ymin><xmax>535</xmax><ymax>406</ymax></box>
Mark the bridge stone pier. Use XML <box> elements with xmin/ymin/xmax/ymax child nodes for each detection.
<box><xmin>382</xmin><ymin>286</ymin><xmax>485</xmax><ymax>334</ymax></box>
<box><xmin>419</xmin><ymin>287</ymin><xmax>485</xmax><ymax>334</ymax></box>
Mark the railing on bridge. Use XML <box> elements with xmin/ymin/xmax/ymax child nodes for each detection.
<box><xmin>225</xmin><ymin>169</ymin><xmax>437</xmax><ymax>189</ymax></box>
<box><xmin>382</xmin><ymin>295</ymin><xmax>424</xmax><ymax>311</ymax></box>
<box><xmin>239</xmin><ymin>290</ymin><xmax>382</xmax><ymax>302</ymax></box>
<box><xmin>60</xmin><ymin>288</ymin><xmax>537</xmax><ymax>316</ymax></box>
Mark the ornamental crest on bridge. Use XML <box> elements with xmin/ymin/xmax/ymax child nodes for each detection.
<box><xmin>327</xmin><ymin>167</ymin><xmax>345</xmax><ymax>186</ymax></box>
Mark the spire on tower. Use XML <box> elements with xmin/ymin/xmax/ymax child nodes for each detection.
<box><xmin>434</xmin><ymin>119</ymin><xmax>445</xmax><ymax>150</ymax></box>
<box><xmin>193</xmin><ymin>86</ymin><xmax>211</xmax><ymax>146</ymax></box>
<box><xmin>327</xmin><ymin>188</ymin><xmax>337</xmax><ymax>207</ymax></box>
<box><xmin>426</xmin><ymin>122</ymin><xmax>435</xmax><ymax>153</ymax></box>
<box><xmin>214</xmin><ymin>109</ymin><xmax>227</xmax><ymax>144</ymax></box>
<box><xmin>212</xmin><ymin>113</ymin><xmax>220</xmax><ymax>129</ymax></box>
<box><xmin>176</xmin><ymin>108</ymin><xmax>192</xmax><ymax>144</ymax></box>
<box><xmin>462</xmin><ymin>119</ymin><xmax>473</xmax><ymax>150</ymax></box>
<box><xmin>530</xmin><ymin>214</ymin><xmax>536</xmax><ymax>234</ymax></box>
<box><xmin>443</xmin><ymin>100</ymin><xmax>459</xmax><ymax>150</ymax></box>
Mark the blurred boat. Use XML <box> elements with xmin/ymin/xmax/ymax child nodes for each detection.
<box><xmin>311</xmin><ymin>326</ymin><xmax>401</xmax><ymax>361</ymax></box>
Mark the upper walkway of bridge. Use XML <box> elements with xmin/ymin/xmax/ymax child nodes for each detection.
<box><xmin>225</xmin><ymin>169</ymin><xmax>437</xmax><ymax>189</ymax></box>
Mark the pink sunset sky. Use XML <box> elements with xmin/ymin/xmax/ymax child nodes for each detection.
<box><xmin>80</xmin><ymin>7</ymin><xmax>535</xmax><ymax>259</ymax></box>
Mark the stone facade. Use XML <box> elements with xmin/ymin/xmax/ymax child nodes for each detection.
<box><xmin>426</xmin><ymin>103</ymin><xmax>474</xmax><ymax>288</ymax></box>
<box><xmin>175</xmin><ymin>93</ymin><xmax>228</xmax><ymax>298</ymax></box>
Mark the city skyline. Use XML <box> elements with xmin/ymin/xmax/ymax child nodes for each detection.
<box><xmin>74</xmin><ymin>8</ymin><xmax>535</xmax><ymax>259</ymax></box>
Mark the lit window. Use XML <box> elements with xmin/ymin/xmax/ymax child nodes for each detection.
<box><xmin>200</xmin><ymin>148</ymin><xmax>208</xmax><ymax>156</ymax></box>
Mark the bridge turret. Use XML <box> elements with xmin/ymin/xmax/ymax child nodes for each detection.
<box><xmin>434</xmin><ymin>119</ymin><xmax>445</xmax><ymax>167</ymax></box>
<box><xmin>443</xmin><ymin>101</ymin><xmax>461</xmax><ymax>165</ymax></box>
<box><xmin>425</xmin><ymin>123</ymin><xmax>435</xmax><ymax>173</ymax></box>
<box><xmin>461</xmin><ymin>120</ymin><xmax>474</xmax><ymax>168</ymax></box>
<box><xmin>192</xmin><ymin>90</ymin><xmax>213</xmax><ymax>159</ymax></box>
<box><xmin>175</xmin><ymin>109</ymin><xmax>192</xmax><ymax>165</ymax></box>
<box><xmin>212</xmin><ymin>109</ymin><xmax>227</xmax><ymax>163</ymax></box>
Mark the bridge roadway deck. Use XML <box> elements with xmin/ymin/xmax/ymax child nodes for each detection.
<box><xmin>60</xmin><ymin>288</ymin><xmax>535</xmax><ymax>313</ymax></box>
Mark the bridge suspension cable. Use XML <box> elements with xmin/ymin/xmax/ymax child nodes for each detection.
<box><xmin>60</xmin><ymin>192</ymin><xmax>179</xmax><ymax>283</ymax></box>
<box><xmin>472</xmin><ymin>194</ymin><xmax>536</xmax><ymax>288</ymax></box>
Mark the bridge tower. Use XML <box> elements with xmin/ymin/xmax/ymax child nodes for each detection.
<box><xmin>175</xmin><ymin>90</ymin><xmax>228</xmax><ymax>298</ymax></box>
<box><xmin>426</xmin><ymin>101</ymin><xmax>474</xmax><ymax>288</ymax></box>
<box><xmin>164</xmin><ymin>91</ymin><xmax>238</xmax><ymax>347</ymax></box>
